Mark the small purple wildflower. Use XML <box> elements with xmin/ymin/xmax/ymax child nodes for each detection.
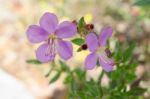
<box><xmin>26</xmin><ymin>12</ymin><xmax>77</xmax><ymax>63</ymax></box>
<box><xmin>85</xmin><ymin>27</ymin><xmax>114</xmax><ymax>72</ymax></box>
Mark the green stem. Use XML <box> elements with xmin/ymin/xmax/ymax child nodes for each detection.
<box><xmin>98</xmin><ymin>70</ymin><xmax>104</xmax><ymax>97</ymax></box>
<box><xmin>45</xmin><ymin>60</ymin><xmax>56</xmax><ymax>77</ymax></box>
<box><xmin>98</xmin><ymin>70</ymin><xmax>104</xmax><ymax>84</ymax></box>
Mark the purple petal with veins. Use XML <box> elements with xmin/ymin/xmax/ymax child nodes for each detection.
<box><xmin>85</xmin><ymin>27</ymin><xmax>114</xmax><ymax>71</ymax></box>
<box><xmin>40</xmin><ymin>12</ymin><xmax>58</xmax><ymax>34</ymax></box>
<box><xmin>36</xmin><ymin>43</ymin><xmax>55</xmax><ymax>63</ymax></box>
<box><xmin>57</xmin><ymin>40</ymin><xmax>73</xmax><ymax>60</ymax></box>
<box><xmin>26</xmin><ymin>25</ymin><xmax>48</xmax><ymax>43</ymax></box>
<box><xmin>26</xmin><ymin>12</ymin><xmax>77</xmax><ymax>63</ymax></box>
<box><xmin>99</xmin><ymin>52</ymin><xmax>114</xmax><ymax>72</ymax></box>
<box><xmin>55</xmin><ymin>21</ymin><xmax>77</xmax><ymax>38</ymax></box>
<box><xmin>86</xmin><ymin>33</ymin><xmax>99</xmax><ymax>52</ymax></box>
<box><xmin>99</xmin><ymin>27</ymin><xmax>113</xmax><ymax>46</ymax></box>
<box><xmin>85</xmin><ymin>52</ymin><xmax>98</xmax><ymax>70</ymax></box>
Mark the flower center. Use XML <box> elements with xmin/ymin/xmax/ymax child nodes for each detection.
<box><xmin>97</xmin><ymin>47</ymin><xmax>114</xmax><ymax>66</ymax></box>
<box><xmin>45</xmin><ymin>37</ymin><xmax>57</xmax><ymax>56</ymax></box>
<box><xmin>96</xmin><ymin>46</ymin><xmax>106</xmax><ymax>55</ymax></box>
<box><xmin>48</xmin><ymin>34</ymin><xmax>57</xmax><ymax>40</ymax></box>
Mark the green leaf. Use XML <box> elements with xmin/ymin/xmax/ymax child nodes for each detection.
<box><xmin>126</xmin><ymin>73</ymin><xmax>136</xmax><ymax>82</ymax></box>
<box><xmin>85</xmin><ymin>81</ymin><xmax>103</xmax><ymax>97</ymax></box>
<box><xmin>127</xmin><ymin>87</ymin><xmax>147</xmax><ymax>96</ymax></box>
<box><xmin>74</xmin><ymin>68</ymin><xmax>86</xmax><ymax>80</ymax></box>
<box><xmin>123</xmin><ymin>43</ymin><xmax>136</xmax><ymax>62</ymax></box>
<box><xmin>71</xmin><ymin>38</ymin><xmax>85</xmax><ymax>46</ymax></box>
<box><xmin>77</xmin><ymin>47</ymin><xmax>82</xmax><ymax>52</ymax></box>
<box><xmin>65</xmin><ymin>75</ymin><xmax>73</xmax><ymax>84</ymax></box>
<box><xmin>78</xmin><ymin>17</ymin><xmax>86</xmax><ymax>28</ymax></box>
<box><xmin>70</xmin><ymin>76</ymin><xmax>77</xmax><ymax>93</ymax></box>
<box><xmin>49</xmin><ymin>71</ymin><xmax>61</xmax><ymax>84</ymax></box>
<box><xmin>78</xmin><ymin>91</ymin><xmax>87</xmax><ymax>99</ymax></box>
<box><xmin>134</xmin><ymin>0</ymin><xmax>150</xmax><ymax>6</ymax></box>
<box><xmin>111</xmin><ymin>70</ymin><xmax>120</xmax><ymax>80</ymax></box>
<box><xmin>113</xmin><ymin>42</ymin><xmax>124</xmax><ymax>61</ymax></box>
<box><xmin>109</xmin><ymin>94</ymin><xmax>128</xmax><ymax>99</ymax></box>
<box><xmin>59</xmin><ymin>60</ymin><xmax>69</xmax><ymax>72</ymax></box>
<box><xmin>26</xmin><ymin>59</ymin><xmax>41</xmax><ymax>64</ymax></box>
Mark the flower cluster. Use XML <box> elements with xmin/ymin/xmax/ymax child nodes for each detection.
<box><xmin>26</xmin><ymin>12</ymin><xmax>114</xmax><ymax>72</ymax></box>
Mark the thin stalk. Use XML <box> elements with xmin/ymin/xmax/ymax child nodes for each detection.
<box><xmin>98</xmin><ymin>70</ymin><xmax>105</xmax><ymax>97</ymax></box>
<box><xmin>98</xmin><ymin>70</ymin><xmax>104</xmax><ymax>84</ymax></box>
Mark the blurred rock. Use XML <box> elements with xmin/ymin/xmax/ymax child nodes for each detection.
<box><xmin>0</xmin><ymin>69</ymin><xmax>34</xmax><ymax>99</ymax></box>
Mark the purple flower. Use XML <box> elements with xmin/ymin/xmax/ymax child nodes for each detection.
<box><xmin>85</xmin><ymin>27</ymin><xmax>114</xmax><ymax>72</ymax></box>
<box><xmin>26</xmin><ymin>12</ymin><xmax>77</xmax><ymax>63</ymax></box>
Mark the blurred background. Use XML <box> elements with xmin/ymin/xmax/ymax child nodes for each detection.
<box><xmin>0</xmin><ymin>0</ymin><xmax>150</xmax><ymax>99</ymax></box>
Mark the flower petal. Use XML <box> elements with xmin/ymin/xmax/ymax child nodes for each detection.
<box><xmin>85</xmin><ymin>52</ymin><xmax>97</xmax><ymax>70</ymax></box>
<box><xmin>55</xmin><ymin>21</ymin><xmax>77</xmax><ymax>38</ymax></box>
<box><xmin>99</xmin><ymin>53</ymin><xmax>114</xmax><ymax>72</ymax></box>
<box><xmin>86</xmin><ymin>33</ymin><xmax>99</xmax><ymax>52</ymax></box>
<box><xmin>99</xmin><ymin>27</ymin><xmax>113</xmax><ymax>46</ymax></box>
<box><xmin>40</xmin><ymin>12</ymin><xmax>58</xmax><ymax>34</ymax></box>
<box><xmin>36</xmin><ymin>43</ymin><xmax>55</xmax><ymax>63</ymax></box>
<box><xmin>57</xmin><ymin>40</ymin><xmax>73</xmax><ymax>60</ymax></box>
<box><xmin>26</xmin><ymin>25</ymin><xmax>48</xmax><ymax>43</ymax></box>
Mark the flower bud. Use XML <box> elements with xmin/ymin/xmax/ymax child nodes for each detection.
<box><xmin>81</xmin><ymin>44</ymin><xmax>88</xmax><ymax>50</ymax></box>
<box><xmin>85</xmin><ymin>24</ymin><xmax>94</xmax><ymax>30</ymax></box>
<box><xmin>105</xmin><ymin>48</ymin><xmax>112</xmax><ymax>57</ymax></box>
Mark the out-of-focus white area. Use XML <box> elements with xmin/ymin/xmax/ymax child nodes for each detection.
<box><xmin>0</xmin><ymin>69</ymin><xmax>34</xmax><ymax>99</ymax></box>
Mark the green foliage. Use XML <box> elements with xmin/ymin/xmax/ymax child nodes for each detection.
<box><xmin>48</xmin><ymin>60</ymin><xmax>70</xmax><ymax>84</ymax></box>
<box><xmin>27</xmin><ymin>43</ymin><xmax>146</xmax><ymax>98</ymax></box>
<box><xmin>104</xmin><ymin>43</ymin><xmax>146</xmax><ymax>99</ymax></box>
<box><xmin>134</xmin><ymin>0</ymin><xmax>150</xmax><ymax>6</ymax></box>
<box><xmin>66</xmin><ymin>43</ymin><xmax>146</xmax><ymax>99</ymax></box>
<box><xmin>26</xmin><ymin>59</ymin><xmax>41</xmax><ymax>64</ymax></box>
<box><xmin>78</xmin><ymin>17</ymin><xmax>86</xmax><ymax>28</ymax></box>
<box><xmin>65</xmin><ymin>69</ymin><xmax>103</xmax><ymax>99</ymax></box>
<box><xmin>77</xmin><ymin>47</ymin><xmax>82</xmax><ymax>52</ymax></box>
<box><xmin>59</xmin><ymin>60</ymin><xmax>69</xmax><ymax>72</ymax></box>
<box><xmin>127</xmin><ymin>87</ymin><xmax>147</xmax><ymax>96</ymax></box>
<box><xmin>123</xmin><ymin>43</ymin><xmax>136</xmax><ymax>62</ymax></box>
<box><xmin>113</xmin><ymin>42</ymin><xmax>136</xmax><ymax>62</ymax></box>
<box><xmin>71</xmin><ymin>38</ymin><xmax>85</xmax><ymax>46</ymax></box>
<box><xmin>49</xmin><ymin>71</ymin><xmax>61</xmax><ymax>84</ymax></box>
<box><xmin>72</xmin><ymin>38</ymin><xmax>86</xmax><ymax>52</ymax></box>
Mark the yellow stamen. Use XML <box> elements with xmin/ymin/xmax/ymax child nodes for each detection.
<box><xmin>48</xmin><ymin>34</ymin><xmax>57</xmax><ymax>39</ymax></box>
